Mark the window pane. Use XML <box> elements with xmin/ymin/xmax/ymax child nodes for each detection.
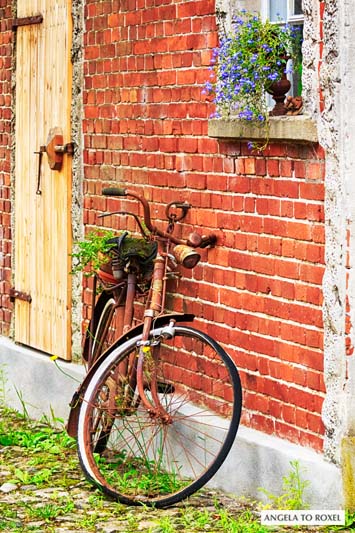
<box><xmin>293</xmin><ymin>0</ymin><xmax>303</xmax><ymax>15</ymax></box>
<box><xmin>268</xmin><ymin>0</ymin><xmax>287</xmax><ymax>21</ymax></box>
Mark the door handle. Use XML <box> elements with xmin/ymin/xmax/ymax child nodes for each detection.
<box><xmin>34</xmin><ymin>128</ymin><xmax>74</xmax><ymax>195</ymax></box>
<box><xmin>44</xmin><ymin>127</ymin><xmax>74</xmax><ymax>171</ymax></box>
<box><xmin>34</xmin><ymin>145</ymin><xmax>46</xmax><ymax>195</ymax></box>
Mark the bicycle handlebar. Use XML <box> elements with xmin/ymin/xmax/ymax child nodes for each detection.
<box><xmin>102</xmin><ymin>187</ymin><xmax>217</xmax><ymax>248</ymax></box>
<box><xmin>103</xmin><ymin>187</ymin><xmax>155</xmax><ymax>233</ymax></box>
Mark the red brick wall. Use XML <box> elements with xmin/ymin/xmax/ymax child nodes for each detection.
<box><xmin>0</xmin><ymin>0</ymin><xmax>326</xmax><ymax>452</ymax></box>
<box><xmin>0</xmin><ymin>1</ymin><xmax>13</xmax><ymax>336</ymax></box>
<box><xmin>82</xmin><ymin>0</ymin><xmax>326</xmax><ymax>451</ymax></box>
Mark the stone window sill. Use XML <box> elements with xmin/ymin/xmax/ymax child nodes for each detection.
<box><xmin>208</xmin><ymin>115</ymin><xmax>318</xmax><ymax>144</ymax></box>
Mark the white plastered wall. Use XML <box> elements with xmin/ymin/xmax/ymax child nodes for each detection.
<box><xmin>338</xmin><ymin>1</ymin><xmax>355</xmax><ymax>440</ymax></box>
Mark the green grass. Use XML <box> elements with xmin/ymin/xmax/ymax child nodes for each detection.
<box><xmin>95</xmin><ymin>451</ymin><xmax>184</xmax><ymax>497</ymax></box>
<box><xmin>0</xmin><ymin>403</ymin><xmax>340</xmax><ymax>533</ymax></box>
<box><xmin>0</xmin><ymin>405</ymin><xmax>265</xmax><ymax>532</ymax></box>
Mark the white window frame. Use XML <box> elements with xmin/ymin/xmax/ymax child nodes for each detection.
<box><xmin>260</xmin><ymin>0</ymin><xmax>304</xmax><ymax>99</ymax></box>
<box><xmin>260</xmin><ymin>1</ymin><xmax>304</xmax><ymax>24</ymax></box>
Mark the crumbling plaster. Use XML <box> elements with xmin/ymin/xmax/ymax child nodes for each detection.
<box><xmin>302</xmin><ymin>0</ymin><xmax>320</xmax><ymax>119</ymax></box>
<box><xmin>337</xmin><ymin>1</ymin><xmax>355</xmax><ymax>441</ymax></box>
<box><xmin>320</xmin><ymin>0</ymin><xmax>355</xmax><ymax>463</ymax></box>
<box><xmin>70</xmin><ymin>0</ymin><xmax>84</xmax><ymax>360</ymax></box>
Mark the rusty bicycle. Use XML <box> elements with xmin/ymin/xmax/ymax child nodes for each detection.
<box><xmin>67</xmin><ymin>187</ymin><xmax>242</xmax><ymax>508</ymax></box>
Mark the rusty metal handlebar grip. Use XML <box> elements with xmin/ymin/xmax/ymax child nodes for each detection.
<box><xmin>102</xmin><ymin>187</ymin><xmax>128</xmax><ymax>196</ymax></box>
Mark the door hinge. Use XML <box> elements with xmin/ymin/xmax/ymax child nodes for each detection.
<box><xmin>10</xmin><ymin>288</ymin><xmax>32</xmax><ymax>303</ymax></box>
<box><xmin>12</xmin><ymin>14</ymin><xmax>43</xmax><ymax>30</ymax></box>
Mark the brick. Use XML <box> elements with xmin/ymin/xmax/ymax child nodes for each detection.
<box><xmin>247</xmin><ymin>155</ymin><xmax>261</xmax><ymax>175</ymax></box>
<box><xmin>267</xmin><ymin>159</ymin><xmax>280</xmax><ymax>176</ymax></box>
<box><xmin>307</xmin><ymin>162</ymin><xmax>325</xmax><ymax>181</ymax></box>
<box><xmin>300</xmin><ymin>182</ymin><xmax>325</xmax><ymax>201</ymax></box>
<box><xmin>293</xmin><ymin>160</ymin><xmax>306</xmax><ymax>178</ymax></box>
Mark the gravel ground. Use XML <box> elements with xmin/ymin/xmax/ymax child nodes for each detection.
<box><xmin>0</xmin><ymin>406</ymin><xmax>350</xmax><ymax>532</ymax></box>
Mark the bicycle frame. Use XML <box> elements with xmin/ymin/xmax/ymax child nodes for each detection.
<box><xmin>67</xmin><ymin>186</ymin><xmax>216</xmax><ymax>436</ymax></box>
<box><xmin>66</xmin><ymin>312</ymin><xmax>194</xmax><ymax>437</ymax></box>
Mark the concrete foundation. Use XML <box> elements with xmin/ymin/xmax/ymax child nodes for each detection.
<box><xmin>0</xmin><ymin>336</ymin><xmax>342</xmax><ymax>509</ymax></box>
<box><xmin>0</xmin><ymin>336</ymin><xmax>84</xmax><ymax>422</ymax></box>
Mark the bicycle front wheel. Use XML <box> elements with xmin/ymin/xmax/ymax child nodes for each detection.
<box><xmin>77</xmin><ymin>325</ymin><xmax>242</xmax><ymax>507</ymax></box>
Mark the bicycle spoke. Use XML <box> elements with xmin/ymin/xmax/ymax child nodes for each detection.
<box><xmin>77</xmin><ymin>326</ymin><xmax>241</xmax><ymax>507</ymax></box>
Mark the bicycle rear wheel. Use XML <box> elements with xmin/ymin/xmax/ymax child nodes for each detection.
<box><xmin>86</xmin><ymin>296</ymin><xmax>126</xmax><ymax>453</ymax></box>
<box><xmin>87</xmin><ymin>296</ymin><xmax>124</xmax><ymax>366</ymax></box>
<box><xmin>77</xmin><ymin>325</ymin><xmax>242</xmax><ymax>508</ymax></box>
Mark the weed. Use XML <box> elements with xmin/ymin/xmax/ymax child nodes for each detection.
<box><xmin>78</xmin><ymin>512</ymin><xmax>101</xmax><ymax>530</ymax></box>
<box><xmin>0</xmin><ymin>364</ymin><xmax>7</xmax><ymax>405</ymax></box>
<box><xmin>217</xmin><ymin>508</ymin><xmax>269</xmax><ymax>533</ymax></box>
<box><xmin>176</xmin><ymin>504</ymin><xmax>269</xmax><ymax>533</ymax></box>
<box><xmin>0</xmin><ymin>506</ymin><xmax>21</xmax><ymax>531</ymax></box>
<box><xmin>0</xmin><ymin>425</ymin><xmax>76</xmax><ymax>453</ymax></box>
<box><xmin>0</xmin><ymin>405</ymin><xmax>334</xmax><ymax>533</ymax></box>
<box><xmin>153</xmin><ymin>515</ymin><xmax>175</xmax><ymax>533</ymax></box>
<box><xmin>329</xmin><ymin>510</ymin><xmax>355</xmax><ymax>530</ymax></box>
<box><xmin>87</xmin><ymin>492</ymin><xmax>106</xmax><ymax>509</ymax></box>
<box><xmin>95</xmin><ymin>451</ymin><xmax>183</xmax><ymax>497</ymax></box>
<box><xmin>23</xmin><ymin>499</ymin><xmax>75</xmax><ymax>522</ymax></box>
<box><xmin>11</xmin><ymin>466</ymin><xmax>58</xmax><ymax>486</ymax></box>
<box><xmin>14</xmin><ymin>385</ymin><xmax>31</xmax><ymax>419</ymax></box>
<box><xmin>259</xmin><ymin>460</ymin><xmax>310</xmax><ymax>510</ymax></box>
<box><xmin>39</xmin><ymin>406</ymin><xmax>66</xmax><ymax>428</ymax></box>
<box><xmin>49</xmin><ymin>358</ymin><xmax>82</xmax><ymax>384</ymax></box>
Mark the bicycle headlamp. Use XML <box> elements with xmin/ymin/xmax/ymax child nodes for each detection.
<box><xmin>173</xmin><ymin>244</ymin><xmax>201</xmax><ymax>269</ymax></box>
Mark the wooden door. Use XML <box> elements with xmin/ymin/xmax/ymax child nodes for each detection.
<box><xmin>14</xmin><ymin>0</ymin><xmax>73</xmax><ymax>360</ymax></box>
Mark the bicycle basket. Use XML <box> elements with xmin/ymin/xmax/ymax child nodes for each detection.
<box><xmin>116</xmin><ymin>235</ymin><xmax>157</xmax><ymax>266</ymax></box>
<box><xmin>97</xmin><ymin>234</ymin><xmax>157</xmax><ymax>284</ymax></box>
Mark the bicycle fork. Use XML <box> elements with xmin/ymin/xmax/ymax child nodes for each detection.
<box><xmin>135</xmin><ymin>252</ymin><xmax>174</xmax><ymax>424</ymax></box>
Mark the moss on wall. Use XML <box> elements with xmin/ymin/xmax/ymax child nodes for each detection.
<box><xmin>341</xmin><ymin>437</ymin><xmax>355</xmax><ymax>510</ymax></box>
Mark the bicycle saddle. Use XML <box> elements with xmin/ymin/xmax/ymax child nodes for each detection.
<box><xmin>107</xmin><ymin>232</ymin><xmax>157</xmax><ymax>266</ymax></box>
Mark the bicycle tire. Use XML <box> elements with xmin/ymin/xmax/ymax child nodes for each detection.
<box><xmin>77</xmin><ymin>325</ymin><xmax>242</xmax><ymax>508</ymax></box>
<box><xmin>90</xmin><ymin>297</ymin><xmax>116</xmax><ymax>363</ymax></box>
<box><xmin>89</xmin><ymin>296</ymin><xmax>125</xmax><ymax>366</ymax></box>
<box><xmin>88</xmin><ymin>296</ymin><xmax>124</xmax><ymax>453</ymax></box>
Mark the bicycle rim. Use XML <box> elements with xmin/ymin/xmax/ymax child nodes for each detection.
<box><xmin>77</xmin><ymin>325</ymin><xmax>242</xmax><ymax>507</ymax></box>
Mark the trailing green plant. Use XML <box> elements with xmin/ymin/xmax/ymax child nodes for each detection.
<box><xmin>71</xmin><ymin>228</ymin><xmax>157</xmax><ymax>279</ymax></box>
<box><xmin>259</xmin><ymin>460</ymin><xmax>310</xmax><ymax>510</ymax></box>
<box><xmin>70</xmin><ymin>228</ymin><xmax>117</xmax><ymax>276</ymax></box>
<box><xmin>205</xmin><ymin>9</ymin><xmax>302</xmax><ymax>144</ymax></box>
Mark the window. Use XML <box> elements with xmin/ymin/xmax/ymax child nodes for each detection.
<box><xmin>261</xmin><ymin>0</ymin><xmax>304</xmax><ymax>97</ymax></box>
<box><xmin>261</xmin><ymin>1</ymin><xmax>303</xmax><ymax>23</ymax></box>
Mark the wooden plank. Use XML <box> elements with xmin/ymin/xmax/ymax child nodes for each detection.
<box><xmin>15</xmin><ymin>0</ymin><xmax>72</xmax><ymax>360</ymax></box>
<box><xmin>14</xmin><ymin>22</ymin><xmax>32</xmax><ymax>346</ymax></box>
